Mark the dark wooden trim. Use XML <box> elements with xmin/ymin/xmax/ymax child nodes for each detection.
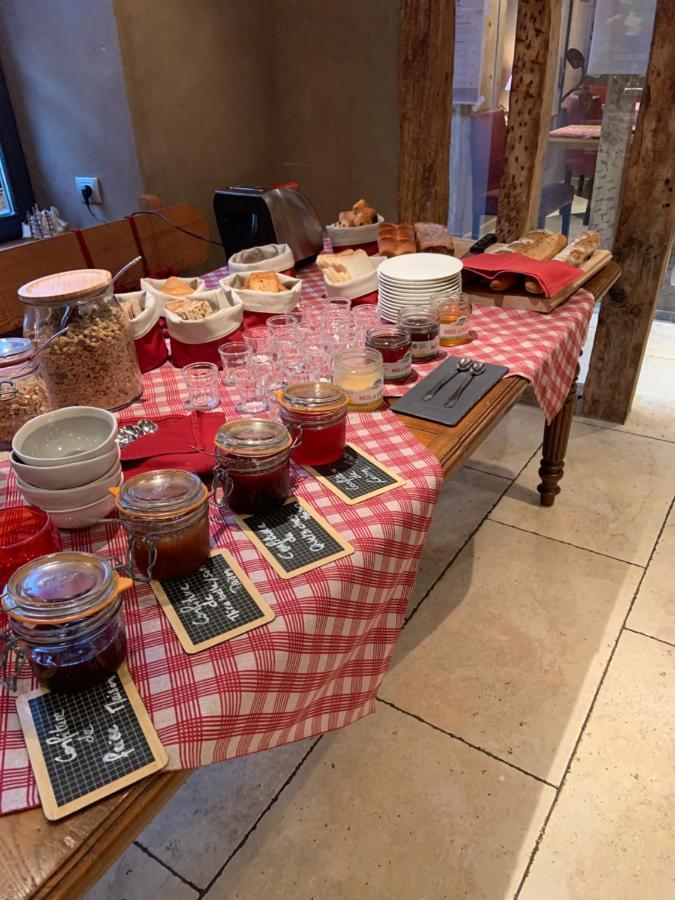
<box><xmin>538</xmin><ymin>360</ymin><xmax>580</xmax><ymax>506</ymax></box>
<box><xmin>398</xmin><ymin>0</ymin><xmax>455</xmax><ymax>223</ymax></box>
<box><xmin>583</xmin><ymin>0</ymin><xmax>675</xmax><ymax>422</ymax></box>
<box><xmin>496</xmin><ymin>0</ymin><xmax>562</xmax><ymax>242</ymax></box>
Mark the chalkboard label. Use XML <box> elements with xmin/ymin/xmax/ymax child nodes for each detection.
<box><xmin>16</xmin><ymin>665</ymin><xmax>167</xmax><ymax>821</ymax></box>
<box><xmin>152</xmin><ymin>550</ymin><xmax>275</xmax><ymax>653</ymax></box>
<box><xmin>305</xmin><ymin>443</ymin><xmax>406</xmax><ymax>504</ymax></box>
<box><xmin>237</xmin><ymin>497</ymin><xmax>353</xmax><ymax>579</ymax></box>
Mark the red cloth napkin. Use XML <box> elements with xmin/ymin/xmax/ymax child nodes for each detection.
<box><xmin>119</xmin><ymin>411</ymin><xmax>224</xmax><ymax>477</ymax></box>
<box><xmin>462</xmin><ymin>252</ymin><xmax>581</xmax><ymax>298</ymax></box>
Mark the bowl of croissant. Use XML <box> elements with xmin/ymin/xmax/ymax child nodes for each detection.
<box><xmin>326</xmin><ymin>199</ymin><xmax>383</xmax><ymax>254</ymax></box>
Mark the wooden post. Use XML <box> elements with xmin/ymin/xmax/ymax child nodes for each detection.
<box><xmin>398</xmin><ymin>0</ymin><xmax>455</xmax><ymax>223</ymax></box>
<box><xmin>583</xmin><ymin>0</ymin><xmax>675</xmax><ymax>422</ymax></box>
<box><xmin>496</xmin><ymin>0</ymin><xmax>562</xmax><ymax>242</ymax></box>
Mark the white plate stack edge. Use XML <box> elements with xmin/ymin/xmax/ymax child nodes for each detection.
<box><xmin>377</xmin><ymin>253</ymin><xmax>463</xmax><ymax>323</ymax></box>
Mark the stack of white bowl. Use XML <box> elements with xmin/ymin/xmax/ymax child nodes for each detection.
<box><xmin>377</xmin><ymin>253</ymin><xmax>463</xmax><ymax>323</ymax></box>
<box><xmin>11</xmin><ymin>407</ymin><xmax>122</xmax><ymax>529</ymax></box>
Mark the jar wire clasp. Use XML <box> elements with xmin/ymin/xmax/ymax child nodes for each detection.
<box><xmin>0</xmin><ymin>629</ymin><xmax>27</xmax><ymax>693</ymax></box>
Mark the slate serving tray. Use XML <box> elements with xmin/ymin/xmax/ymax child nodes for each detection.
<box><xmin>391</xmin><ymin>357</ymin><xmax>509</xmax><ymax>427</ymax></box>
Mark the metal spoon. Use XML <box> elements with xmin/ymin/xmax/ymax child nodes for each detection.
<box><xmin>112</xmin><ymin>255</ymin><xmax>143</xmax><ymax>285</ymax></box>
<box><xmin>422</xmin><ymin>357</ymin><xmax>471</xmax><ymax>402</ymax></box>
<box><xmin>444</xmin><ymin>361</ymin><xmax>486</xmax><ymax>408</ymax></box>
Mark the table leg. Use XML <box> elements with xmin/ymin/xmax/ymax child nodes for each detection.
<box><xmin>537</xmin><ymin>362</ymin><xmax>580</xmax><ymax>507</ymax></box>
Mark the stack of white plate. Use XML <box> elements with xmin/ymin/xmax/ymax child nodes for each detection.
<box><xmin>377</xmin><ymin>253</ymin><xmax>463</xmax><ymax>323</ymax></box>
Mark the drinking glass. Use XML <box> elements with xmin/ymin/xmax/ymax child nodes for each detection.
<box><xmin>182</xmin><ymin>362</ymin><xmax>220</xmax><ymax>409</ymax></box>
<box><xmin>352</xmin><ymin>305</ymin><xmax>380</xmax><ymax>343</ymax></box>
<box><xmin>0</xmin><ymin>506</ymin><xmax>61</xmax><ymax>590</ymax></box>
<box><xmin>232</xmin><ymin>361</ymin><xmax>271</xmax><ymax>415</ymax></box>
<box><xmin>244</xmin><ymin>326</ymin><xmax>273</xmax><ymax>354</ymax></box>
<box><xmin>266</xmin><ymin>314</ymin><xmax>300</xmax><ymax>345</ymax></box>
<box><xmin>328</xmin><ymin>298</ymin><xmax>352</xmax><ymax>313</ymax></box>
<box><xmin>218</xmin><ymin>340</ymin><xmax>252</xmax><ymax>386</ymax></box>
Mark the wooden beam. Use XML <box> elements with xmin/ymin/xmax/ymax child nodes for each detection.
<box><xmin>496</xmin><ymin>0</ymin><xmax>562</xmax><ymax>242</ymax></box>
<box><xmin>583</xmin><ymin>0</ymin><xmax>675</xmax><ymax>422</ymax></box>
<box><xmin>398</xmin><ymin>0</ymin><xmax>455</xmax><ymax>223</ymax></box>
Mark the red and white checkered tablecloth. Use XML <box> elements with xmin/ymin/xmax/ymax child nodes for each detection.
<box><xmin>0</xmin><ymin>366</ymin><xmax>442</xmax><ymax>815</ymax></box>
<box><xmin>205</xmin><ymin>264</ymin><xmax>594</xmax><ymax>422</ymax></box>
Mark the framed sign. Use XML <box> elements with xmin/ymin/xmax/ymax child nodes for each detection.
<box><xmin>588</xmin><ymin>0</ymin><xmax>657</xmax><ymax>76</ymax></box>
<box><xmin>305</xmin><ymin>444</ymin><xmax>406</xmax><ymax>505</ymax></box>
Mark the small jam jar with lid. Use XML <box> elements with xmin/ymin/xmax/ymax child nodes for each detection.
<box><xmin>277</xmin><ymin>382</ymin><xmax>348</xmax><ymax>467</ymax></box>
<box><xmin>0</xmin><ymin>552</ymin><xmax>131</xmax><ymax>693</ymax></box>
<box><xmin>433</xmin><ymin>291</ymin><xmax>472</xmax><ymax>347</ymax></box>
<box><xmin>0</xmin><ymin>337</ymin><xmax>53</xmax><ymax>449</ymax></box>
<box><xmin>213</xmin><ymin>419</ymin><xmax>294</xmax><ymax>515</ymax></box>
<box><xmin>114</xmin><ymin>469</ymin><xmax>211</xmax><ymax>582</ymax></box>
<box><xmin>333</xmin><ymin>348</ymin><xmax>384</xmax><ymax>411</ymax></box>
<box><xmin>365</xmin><ymin>326</ymin><xmax>412</xmax><ymax>383</ymax></box>
<box><xmin>397</xmin><ymin>305</ymin><xmax>441</xmax><ymax>360</ymax></box>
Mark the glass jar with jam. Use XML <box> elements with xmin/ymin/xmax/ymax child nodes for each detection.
<box><xmin>397</xmin><ymin>305</ymin><xmax>441</xmax><ymax>361</ymax></box>
<box><xmin>213</xmin><ymin>419</ymin><xmax>294</xmax><ymax>515</ymax></box>
<box><xmin>333</xmin><ymin>348</ymin><xmax>384</xmax><ymax>411</ymax></box>
<box><xmin>277</xmin><ymin>382</ymin><xmax>348</xmax><ymax>467</ymax></box>
<box><xmin>365</xmin><ymin>326</ymin><xmax>412</xmax><ymax>383</ymax></box>
<box><xmin>0</xmin><ymin>552</ymin><xmax>131</xmax><ymax>693</ymax></box>
<box><xmin>432</xmin><ymin>291</ymin><xmax>472</xmax><ymax>347</ymax></box>
<box><xmin>113</xmin><ymin>469</ymin><xmax>211</xmax><ymax>582</ymax></box>
<box><xmin>0</xmin><ymin>337</ymin><xmax>53</xmax><ymax>449</ymax></box>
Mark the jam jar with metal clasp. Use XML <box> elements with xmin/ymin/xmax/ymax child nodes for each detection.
<box><xmin>213</xmin><ymin>419</ymin><xmax>294</xmax><ymax>515</ymax></box>
<box><xmin>0</xmin><ymin>552</ymin><xmax>131</xmax><ymax>693</ymax></box>
<box><xmin>276</xmin><ymin>382</ymin><xmax>348</xmax><ymax>467</ymax></box>
<box><xmin>0</xmin><ymin>337</ymin><xmax>53</xmax><ymax>449</ymax></box>
<box><xmin>113</xmin><ymin>469</ymin><xmax>211</xmax><ymax>582</ymax></box>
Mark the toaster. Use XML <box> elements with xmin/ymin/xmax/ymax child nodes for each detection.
<box><xmin>213</xmin><ymin>185</ymin><xmax>324</xmax><ymax>266</ymax></box>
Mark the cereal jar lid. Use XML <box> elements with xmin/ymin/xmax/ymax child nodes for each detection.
<box><xmin>116</xmin><ymin>469</ymin><xmax>207</xmax><ymax>518</ymax></box>
<box><xmin>278</xmin><ymin>382</ymin><xmax>347</xmax><ymax>415</ymax></box>
<box><xmin>0</xmin><ymin>337</ymin><xmax>35</xmax><ymax>370</ymax></box>
<box><xmin>1</xmin><ymin>551</ymin><xmax>127</xmax><ymax>625</ymax></box>
<box><xmin>18</xmin><ymin>269</ymin><xmax>112</xmax><ymax>304</ymax></box>
<box><xmin>215</xmin><ymin>418</ymin><xmax>291</xmax><ymax>457</ymax></box>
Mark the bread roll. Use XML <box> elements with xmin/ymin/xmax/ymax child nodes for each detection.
<box><xmin>489</xmin><ymin>230</ymin><xmax>567</xmax><ymax>291</ymax></box>
<box><xmin>244</xmin><ymin>271</ymin><xmax>282</xmax><ymax>293</ymax></box>
<box><xmin>162</xmin><ymin>276</ymin><xmax>194</xmax><ymax>297</ymax></box>
<box><xmin>524</xmin><ymin>230</ymin><xmax>600</xmax><ymax>294</ymax></box>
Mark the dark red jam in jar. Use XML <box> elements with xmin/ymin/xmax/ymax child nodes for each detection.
<box><xmin>277</xmin><ymin>382</ymin><xmax>348</xmax><ymax>467</ymax></box>
<box><xmin>366</xmin><ymin>326</ymin><xmax>412</xmax><ymax>382</ymax></box>
<box><xmin>213</xmin><ymin>419</ymin><xmax>293</xmax><ymax>515</ymax></box>
<box><xmin>0</xmin><ymin>552</ymin><xmax>131</xmax><ymax>693</ymax></box>
<box><xmin>397</xmin><ymin>305</ymin><xmax>441</xmax><ymax>360</ymax></box>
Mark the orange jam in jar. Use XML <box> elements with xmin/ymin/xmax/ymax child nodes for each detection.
<box><xmin>433</xmin><ymin>291</ymin><xmax>472</xmax><ymax>347</ymax></box>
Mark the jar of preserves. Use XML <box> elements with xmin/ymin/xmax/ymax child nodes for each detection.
<box><xmin>366</xmin><ymin>326</ymin><xmax>412</xmax><ymax>382</ymax></box>
<box><xmin>0</xmin><ymin>338</ymin><xmax>53</xmax><ymax>449</ymax></box>
<box><xmin>213</xmin><ymin>419</ymin><xmax>294</xmax><ymax>515</ymax></box>
<box><xmin>333</xmin><ymin>347</ymin><xmax>384</xmax><ymax>411</ymax></box>
<box><xmin>397</xmin><ymin>304</ymin><xmax>441</xmax><ymax>360</ymax></box>
<box><xmin>20</xmin><ymin>269</ymin><xmax>143</xmax><ymax>411</ymax></box>
<box><xmin>114</xmin><ymin>469</ymin><xmax>211</xmax><ymax>582</ymax></box>
<box><xmin>0</xmin><ymin>552</ymin><xmax>131</xmax><ymax>693</ymax></box>
<box><xmin>432</xmin><ymin>291</ymin><xmax>472</xmax><ymax>347</ymax></box>
<box><xmin>277</xmin><ymin>382</ymin><xmax>348</xmax><ymax>466</ymax></box>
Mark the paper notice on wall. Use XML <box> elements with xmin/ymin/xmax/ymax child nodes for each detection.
<box><xmin>453</xmin><ymin>0</ymin><xmax>488</xmax><ymax>106</ymax></box>
<box><xmin>588</xmin><ymin>0</ymin><xmax>657</xmax><ymax>76</ymax></box>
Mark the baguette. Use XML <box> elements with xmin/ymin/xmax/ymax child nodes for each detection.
<box><xmin>489</xmin><ymin>230</ymin><xmax>567</xmax><ymax>291</ymax></box>
<box><xmin>524</xmin><ymin>230</ymin><xmax>600</xmax><ymax>294</ymax></box>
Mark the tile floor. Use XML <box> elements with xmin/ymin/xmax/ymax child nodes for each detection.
<box><xmin>88</xmin><ymin>323</ymin><xmax>675</xmax><ymax>900</ymax></box>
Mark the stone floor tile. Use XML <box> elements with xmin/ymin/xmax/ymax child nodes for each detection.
<box><xmin>206</xmin><ymin>703</ymin><xmax>554</xmax><ymax>900</ymax></box>
<box><xmin>466</xmin><ymin>403</ymin><xmax>544</xmax><ymax>480</ymax></box>
<box><xmin>381</xmin><ymin>520</ymin><xmax>641</xmax><ymax>785</ymax></box>
<box><xmin>137</xmin><ymin>739</ymin><xmax>314</xmax><ymax>889</ymax></box>
<box><xmin>490</xmin><ymin>423</ymin><xmax>675</xmax><ymax>565</ymax></box>
<box><xmin>627</xmin><ymin>503</ymin><xmax>675</xmax><ymax>644</ymax></box>
<box><xmin>85</xmin><ymin>843</ymin><xmax>197</xmax><ymax>900</ymax></box>
<box><xmin>520</xmin><ymin>630</ymin><xmax>675</xmax><ymax>899</ymax></box>
<box><xmin>409</xmin><ymin>466</ymin><xmax>508</xmax><ymax>610</ymax></box>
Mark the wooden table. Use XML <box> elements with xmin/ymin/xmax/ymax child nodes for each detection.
<box><xmin>0</xmin><ymin>261</ymin><xmax>620</xmax><ymax>900</ymax></box>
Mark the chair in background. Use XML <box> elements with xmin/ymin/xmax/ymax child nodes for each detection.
<box><xmin>470</xmin><ymin>109</ymin><xmax>574</xmax><ymax>239</ymax></box>
<box><xmin>563</xmin><ymin>89</ymin><xmax>605</xmax><ymax>225</ymax></box>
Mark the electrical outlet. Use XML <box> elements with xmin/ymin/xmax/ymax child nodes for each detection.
<box><xmin>75</xmin><ymin>176</ymin><xmax>102</xmax><ymax>204</ymax></box>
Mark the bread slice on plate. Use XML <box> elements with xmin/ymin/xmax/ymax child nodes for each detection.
<box><xmin>317</xmin><ymin>249</ymin><xmax>375</xmax><ymax>283</ymax></box>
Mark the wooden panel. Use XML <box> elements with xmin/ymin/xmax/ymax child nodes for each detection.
<box><xmin>398</xmin><ymin>0</ymin><xmax>455</xmax><ymax>223</ymax></box>
<box><xmin>496</xmin><ymin>0</ymin><xmax>562</xmax><ymax>242</ymax></box>
<box><xmin>0</xmin><ymin>233</ymin><xmax>87</xmax><ymax>334</ymax></box>
<box><xmin>583</xmin><ymin>0</ymin><xmax>675</xmax><ymax>422</ymax></box>
<box><xmin>132</xmin><ymin>204</ymin><xmax>209</xmax><ymax>274</ymax></box>
<box><xmin>79</xmin><ymin>219</ymin><xmax>144</xmax><ymax>291</ymax></box>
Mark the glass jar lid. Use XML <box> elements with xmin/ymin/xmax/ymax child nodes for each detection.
<box><xmin>278</xmin><ymin>382</ymin><xmax>347</xmax><ymax>416</ymax></box>
<box><xmin>18</xmin><ymin>269</ymin><xmax>112</xmax><ymax>305</ymax></box>
<box><xmin>116</xmin><ymin>469</ymin><xmax>207</xmax><ymax>519</ymax></box>
<box><xmin>215</xmin><ymin>418</ymin><xmax>292</xmax><ymax>458</ymax></box>
<box><xmin>333</xmin><ymin>347</ymin><xmax>383</xmax><ymax>372</ymax></box>
<box><xmin>0</xmin><ymin>337</ymin><xmax>35</xmax><ymax>369</ymax></box>
<box><xmin>398</xmin><ymin>304</ymin><xmax>440</xmax><ymax>325</ymax></box>
<box><xmin>1</xmin><ymin>551</ymin><xmax>129</xmax><ymax>625</ymax></box>
<box><xmin>366</xmin><ymin>325</ymin><xmax>412</xmax><ymax>348</ymax></box>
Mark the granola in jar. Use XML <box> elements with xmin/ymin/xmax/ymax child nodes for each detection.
<box><xmin>0</xmin><ymin>338</ymin><xmax>53</xmax><ymax>449</ymax></box>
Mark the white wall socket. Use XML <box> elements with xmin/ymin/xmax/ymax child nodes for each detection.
<box><xmin>75</xmin><ymin>176</ymin><xmax>102</xmax><ymax>204</ymax></box>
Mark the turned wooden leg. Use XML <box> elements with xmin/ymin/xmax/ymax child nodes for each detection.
<box><xmin>538</xmin><ymin>362</ymin><xmax>580</xmax><ymax>507</ymax></box>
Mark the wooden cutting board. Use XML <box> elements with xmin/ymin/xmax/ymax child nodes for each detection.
<box><xmin>458</xmin><ymin>245</ymin><xmax>612</xmax><ymax>313</ymax></box>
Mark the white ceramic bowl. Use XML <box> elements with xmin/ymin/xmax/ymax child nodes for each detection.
<box><xmin>13</xmin><ymin>407</ymin><xmax>118</xmax><ymax>468</ymax></box>
<box><xmin>15</xmin><ymin>461</ymin><xmax>122</xmax><ymax>510</ymax></box>
<box><xmin>10</xmin><ymin>445</ymin><xmax>121</xmax><ymax>490</ymax></box>
<box><xmin>44</xmin><ymin>472</ymin><xmax>122</xmax><ymax>529</ymax></box>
